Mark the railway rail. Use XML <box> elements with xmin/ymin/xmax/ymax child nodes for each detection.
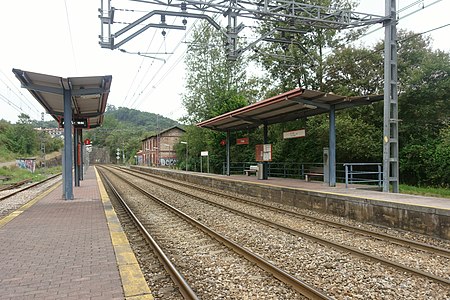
<box><xmin>0</xmin><ymin>173</ymin><xmax>61</xmax><ymax>202</ymax></box>
<box><xmin>99</xmin><ymin>165</ymin><xmax>331</xmax><ymax>299</ymax></box>
<box><xmin>99</xmin><ymin>169</ymin><xmax>197</xmax><ymax>299</ymax></box>
<box><xmin>110</xmin><ymin>166</ymin><xmax>450</xmax><ymax>298</ymax></box>
<box><xmin>125</xmin><ymin>167</ymin><xmax>450</xmax><ymax>257</ymax></box>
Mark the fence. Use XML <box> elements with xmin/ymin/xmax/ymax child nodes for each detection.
<box><xmin>343</xmin><ymin>163</ymin><xmax>382</xmax><ymax>188</ymax></box>
<box><xmin>223</xmin><ymin>161</ymin><xmax>383</xmax><ymax>188</ymax></box>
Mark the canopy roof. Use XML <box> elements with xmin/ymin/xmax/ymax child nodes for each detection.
<box><xmin>197</xmin><ymin>88</ymin><xmax>383</xmax><ymax>132</ymax></box>
<box><xmin>12</xmin><ymin>69</ymin><xmax>112</xmax><ymax>128</ymax></box>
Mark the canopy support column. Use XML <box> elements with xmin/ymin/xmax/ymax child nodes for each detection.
<box><xmin>74</xmin><ymin>128</ymin><xmax>80</xmax><ymax>187</ymax></box>
<box><xmin>80</xmin><ymin>130</ymin><xmax>84</xmax><ymax>181</ymax></box>
<box><xmin>329</xmin><ymin>105</ymin><xmax>336</xmax><ymax>187</ymax></box>
<box><xmin>63</xmin><ymin>89</ymin><xmax>74</xmax><ymax>200</ymax></box>
<box><xmin>226</xmin><ymin>130</ymin><xmax>230</xmax><ymax>176</ymax></box>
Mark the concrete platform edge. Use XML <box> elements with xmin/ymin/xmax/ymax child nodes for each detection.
<box><xmin>132</xmin><ymin>166</ymin><xmax>450</xmax><ymax>240</ymax></box>
<box><xmin>95</xmin><ymin>166</ymin><xmax>154</xmax><ymax>300</ymax></box>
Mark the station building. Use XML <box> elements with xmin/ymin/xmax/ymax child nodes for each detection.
<box><xmin>141</xmin><ymin>125</ymin><xmax>185</xmax><ymax>167</ymax></box>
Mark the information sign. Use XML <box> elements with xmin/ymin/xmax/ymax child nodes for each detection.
<box><xmin>255</xmin><ymin>144</ymin><xmax>272</xmax><ymax>162</ymax></box>
<box><xmin>236</xmin><ymin>137</ymin><xmax>249</xmax><ymax>145</ymax></box>
<box><xmin>283</xmin><ymin>129</ymin><xmax>306</xmax><ymax>139</ymax></box>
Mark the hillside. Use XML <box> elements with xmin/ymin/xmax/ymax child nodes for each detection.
<box><xmin>105</xmin><ymin>105</ymin><xmax>179</xmax><ymax>132</ymax></box>
<box><xmin>81</xmin><ymin>105</ymin><xmax>182</xmax><ymax>164</ymax></box>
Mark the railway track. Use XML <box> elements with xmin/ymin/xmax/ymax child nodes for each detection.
<box><xmin>99</xmin><ymin>166</ymin><xmax>331</xmax><ymax>299</ymax></box>
<box><xmin>0</xmin><ymin>173</ymin><xmax>61</xmax><ymax>202</ymax></box>
<box><xmin>124</xmin><ymin>167</ymin><xmax>450</xmax><ymax>257</ymax></box>
<box><xmin>110</xmin><ymin>166</ymin><xmax>450</xmax><ymax>298</ymax></box>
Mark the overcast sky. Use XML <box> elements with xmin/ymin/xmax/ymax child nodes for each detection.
<box><xmin>0</xmin><ymin>0</ymin><xmax>449</xmax><ymax>124</ymax></box>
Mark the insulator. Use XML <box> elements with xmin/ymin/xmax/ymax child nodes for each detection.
<box><xmin>161</xmin><ymin>30</ymin><xmax>166</xmax><ymax>37</ymax></box>
<box><xmin>181</xmin><ymin>2</ymin><xmax>187</xmax><ymax>11</ymax></box>
<box><xmin>161</xmin><ymin>14</ymin><xmax>166</xmax><ymax>24</ymax></box>
<box><xmin>182</xmin><ymin>18</ymin><xmax>187</xmax><ymax>25</ymax></box>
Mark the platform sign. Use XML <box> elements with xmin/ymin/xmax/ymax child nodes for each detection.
<box><xmin>59</xmin><ymin>117</ymin><xmax>90</xmax><ymax>129</ymax></box>
<box><xmin>201</xmin><ymin>151</ymin><xmax>209</xmax><ymax>156</ymax></box>
<box><xmin>255</xmin><ymin>144</ymin><xmax>272</xmax><ymax>162</ymax></box>
<box><xmin>236</xmin><ymin>137</ymin><xmax>249</xmax><ymax>145</ymax></box>
<box><xmin>283</xmin><ymin>129</ymin><xmax>306</xmax><ymax>139</ymax></box>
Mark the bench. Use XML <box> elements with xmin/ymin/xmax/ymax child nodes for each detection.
<box><xmin>305</xmin><ymin>166</ymin><xmax>324</xmax><ymax>181</ymax></box>
<box><xmin>244</xmin><ymin>165</ymin><xmax>258</xmax><ymax>176</ymax></box>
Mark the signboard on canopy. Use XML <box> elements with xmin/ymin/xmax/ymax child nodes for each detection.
<box><xmin>283</xmin><ymin>129</ymin><xmax>306</xmax><ymax>139</ymax></box>
<box><xmin>236</xmin><ymin>137</ymin><xmax>249</xmax><ymax>145</ymax></box>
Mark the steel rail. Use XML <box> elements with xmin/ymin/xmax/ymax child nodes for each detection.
<box><xmin>98</xmin><ymin>167</ymin><xmax>199</xmax><ymax>300</ymax></box>
<box><xmin>127</xmin><ymin>166</ymin><xmax>450</xmax><ymax>259</ymax></box>
<box><xmin>121</xmin><ymin>167</ymin><xmax>450</xmax><ymax>286</ymax></box>
<box><xmin>0</xmin><ymin>173</ymin><xmax>61</xmax><ymax>202</ymax></box>
<box><xmin>105</xmin><ymin>166</ymin><xmax>331</xmax><ymax>300</ymax></box>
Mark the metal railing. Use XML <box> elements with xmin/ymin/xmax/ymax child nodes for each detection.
<box><xmin>343</xmin><ymin>163</ymin><xmax>382</xmax><ymax>188</ymax></box>
<box><xmin>223</xmin><ymin>162</ymin><xmax>323</xmax><ymax>180</ymax></box>
<box><xmin>223</xmin><ymin>161</ymin><xmax>382</xmax><ymax>189</ymax></box>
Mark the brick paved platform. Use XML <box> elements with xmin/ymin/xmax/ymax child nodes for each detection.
<box><xmin>0</xmin><ymin>167</ymin><xmax>152</xmax><ymax>300</ymax></box>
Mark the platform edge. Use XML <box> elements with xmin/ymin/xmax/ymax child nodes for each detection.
<box><xmin>95</xmin><ymin>166</ymin><xmax>154</xmax><ymax>300</ymax></box>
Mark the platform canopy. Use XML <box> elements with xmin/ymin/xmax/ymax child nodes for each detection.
<box><xmin>12</xmin><ymin>69</ymin><xmax>112</xmax><ymax>128</ymax></box>
<box><xmin>197</xmin><ymin>88</ymin><xmax>383</xmax><ymax>131</ymax></box>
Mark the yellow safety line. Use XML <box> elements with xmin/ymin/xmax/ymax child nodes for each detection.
<box><xmin>0</xmin><ymin>181</ymin><xmax>61</xmax><ymax>229</ymax></box>
<box><xmin>95</xmin><ymin>167</ymin><xmax>154</xmax><ymax>300</ymax></box>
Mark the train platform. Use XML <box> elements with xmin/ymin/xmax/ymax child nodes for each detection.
<box><xmin>132</xmin><ymin>166</ymin><xmax>450</xmax><ymax>240</ymax></box>
<box><xmin>229</xmin><ymin>174</ymin><xmax>450</xmax><ymax>211</ymax></box>
<box><xmin>0</xmin><ymin>167</ymin><xmax>153</xmax><ymax>300</ymax></box>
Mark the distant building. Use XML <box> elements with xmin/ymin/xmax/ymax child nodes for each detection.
<box><xmin>34</xmin><ymin>127</ymin><xmax>64</xmax><ymax>139</ymax></box>
<box><xmin>141</xmin><ymin>126</ymin><xmax>185</xmax><ymax>167</ymax></box>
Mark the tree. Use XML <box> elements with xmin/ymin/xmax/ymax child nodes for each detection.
<box><xmin>4</xmin><ymin>114</ymin><xmax>39</xmax><ymax>155</ymax></box>
<box><xmin>253</xmin><ymin>0</ymin><xmax>360</xmax><ymax>90</ymax></box>
<box><xmin>181</xmin><ymin>22</ymin><xmax>250</xmax><ymax>124</ymax></box>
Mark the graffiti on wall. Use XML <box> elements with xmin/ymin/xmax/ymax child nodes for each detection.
<box><xmin>160</xmin><ymin>158</ymin><xmax>177</xmax><ymax>167</ymax></box>
<box><xmin>16</xmin><ymin>158</ymin><xmax>36</xmax><ymax>173</ymax></box>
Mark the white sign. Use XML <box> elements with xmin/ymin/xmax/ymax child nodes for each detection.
<box><xmin>283</xmin><ymin>129</ymin><xmax>306</xmax><ymax>139</ymax></box>
<box><xmin>201</xmin><ymin>151</ymin><xmax>209</xmax><ymax>156</ymax></box>
<box><xmin>116</xmin><ymin>156</ymin><xmax>120</xmax><ymax>159</ymax></box>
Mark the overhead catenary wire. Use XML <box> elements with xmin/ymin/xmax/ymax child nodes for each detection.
<box><xmin>0</xmin><ymin>70</ymin><xmax>42</xmax><ymax>119</ymax></box>
<box><xmin>63</xmin><ymin>0</ymin><xmax>78</xmax><ymax>74</ymax></box>
<box><xmin>131</xmin><ymin>13</ymin><xmax>223</xmax><ymax>111</ymax></box>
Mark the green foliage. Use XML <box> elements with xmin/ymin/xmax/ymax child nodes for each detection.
<box><xmin>254</xmin><ymin>0</ymin><xmax>360</xmax><ymax>90</ymax></box>
<box><xmin>178</xmin><ymin>19</ymin><xmax>449</xmax><ymax>189</ymax></box>
<box><xmin>2</xmin><ymin>114</ymin><xmax>39</xmax><ymax>156</ymax></box>
<box><xmin>399</xmin><ymin>184</ymin><xmax>450</xmax><ymax>199</ymax></box>
<box><xmin>0</xmin><ymin>165</ymin><xmax>60</xmax><ymax>184</ymax></box>
<box><xmin>181</xmin><ymin>22</ymin><xmax>250</xmax><ymax>124</ymax></box>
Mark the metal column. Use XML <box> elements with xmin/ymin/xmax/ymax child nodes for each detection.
<box><xmin>63</xmin><ymin>89</ymin><xmax>74</xmax><ymax>200</ymax></box>
<box><xmin>383</xmin><ymin>0</ymin><xmax>399</xmax><ymax>192</ymax></box>
<box><xmin>226</xmin><ymin>130</ymin><xmax>230</xmax><ymax>176</ymax></box>
<box><xmin>329</xmin><ymin>106</ymin><xmax>336</xmax><ymax>187</ymax></box>
<box><xmin>74</xmin><ymin>128</ymin><xmax>80</xmax><ymax>187</ymax></box>
<box><xmin>79</xmin><ymin>130</ymin><xmax>83</xmax><ymax>181</ymax></box>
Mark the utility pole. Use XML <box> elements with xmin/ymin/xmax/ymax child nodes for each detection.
<box><xmin>383</xmin><ymin>0</ymin><xmax>399</xmax><ymax>192</ymax></box>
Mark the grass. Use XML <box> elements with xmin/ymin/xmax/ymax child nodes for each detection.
<box><xmin>0</xmin><ymin>165</ymin><xmax>61</xmax><ymax>184</ymax></box>
<box><xmin>400</xmin><ymin>184</ymin><xmax>450</xmax><ymax>199</ymax></box>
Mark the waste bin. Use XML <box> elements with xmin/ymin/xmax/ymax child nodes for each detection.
<box><xmin>257</xmin><ymin>163</ymin><xmax>264</xmax><ymax>180</ymax></box>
